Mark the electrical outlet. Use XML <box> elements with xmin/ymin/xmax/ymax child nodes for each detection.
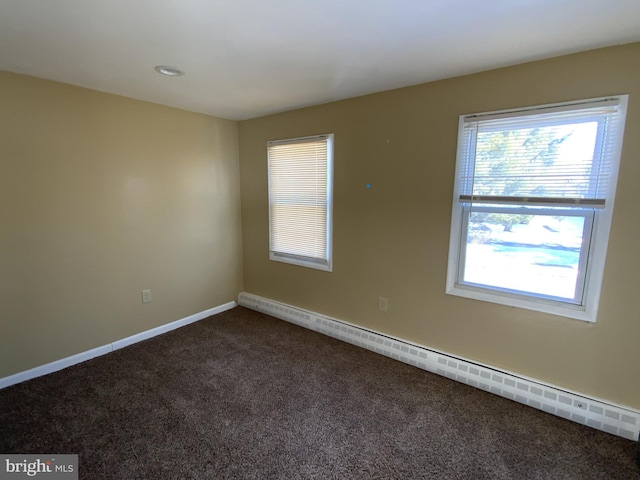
<box><xmin>141</xmin><ymin>289</ymin><xmax>152</xmax><ymax>304</ymax></box>
<box><xmin>379</xmin><ymin>296</ymin><xmax>388</xmax><ymax>312</ymax></box>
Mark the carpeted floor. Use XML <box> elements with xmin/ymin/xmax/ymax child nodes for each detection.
<box><xmin>1</xmin><ymin>306</ymin><xmax>638</xmax><ymax>479</ymax></box>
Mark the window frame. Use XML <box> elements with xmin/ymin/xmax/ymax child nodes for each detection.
<box><xmin>457</xmin><ymin>204</ymin><xmax>595</xmax><ymax>305</ymax></box>
<box><xmin>446</xmin><ymin>96</ymin><xmax>628</xmax><ymax>322</ymax></box>
<box><xmin>267</xmin><ymin>134</ymin><xmax>334</xmax><ymax>272</ymax></box>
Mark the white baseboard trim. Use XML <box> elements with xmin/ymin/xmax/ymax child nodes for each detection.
<box><xmin>0</xmin><ymin>301</ymin><xmax>237</xmax><ymax>390</ymax></box>
<box><xmin>238</xmin><ymin>292</ymin><xmax>640</xmax><ymax>441</ymax></box>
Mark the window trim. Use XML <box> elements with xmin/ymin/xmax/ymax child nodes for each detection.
<box><xmin>446</xmin><ymin>96</ymin><xmax>628</xmax><ymax>322</ymax></box>
<box><xmin>267</xmin><ymin>134</ymin><xmax>334</xmax><ymax>272</ymax></box>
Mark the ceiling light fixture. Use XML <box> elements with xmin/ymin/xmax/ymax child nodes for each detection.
<box><xmin>154</xmin><ymin>65</ymin><xmax>185</xmax><ymax>77</ymax></box>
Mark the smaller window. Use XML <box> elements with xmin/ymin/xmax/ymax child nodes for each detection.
<box><xmin>446</xmin><ymin>97</ymin><xmax>628</xmax><ymax>321</ymax></box>
<box><xmin>267</xmin><ymin>134</ymin><xmax>334</xmax><ymax>271</ymax></box>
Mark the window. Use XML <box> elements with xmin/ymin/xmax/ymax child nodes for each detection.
<box><xmin>446</xmin><ymin>96</ymin><xmax>628</xmax><ymax>321</ymax></box>
<box><xmin>267</xmin><ymin>134</ymin><xmax>334</xmax><ymax>271</ymax></box>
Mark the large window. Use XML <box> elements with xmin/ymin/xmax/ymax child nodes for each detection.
<box><xmin>446</xmin><ymin>97</ymin><xmax>628</xmax><ymax>321</ymax></box>
<box><xmin>268</xmin><ymin>134</ymin><xmax>333</xmax><ymax>271</ymax></box>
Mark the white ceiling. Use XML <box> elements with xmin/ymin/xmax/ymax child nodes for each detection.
<box><xmin>1</xmin><ymin>0</ymin><xmax>639</xmax><ymax>120</ymax></box>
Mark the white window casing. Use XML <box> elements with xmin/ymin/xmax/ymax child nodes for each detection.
<box><xmin>267</xmin><ymin>134</ymin><xmax>334</xmax><ymax>272</ymax></box>
<box><xmin>446</xmin><ymin>96</ymin><xmax>628</xmax><ymax>322</ymax></box>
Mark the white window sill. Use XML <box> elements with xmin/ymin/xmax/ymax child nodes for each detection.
<box><xmin>446</xmin><ymin>282</ymin><xmax>596</xmax><ymax>322</ymax></box>
<box><xmin>270</xmin><ymin>252</ymin><xmax>332</xmax><ymax>272</ymax></box>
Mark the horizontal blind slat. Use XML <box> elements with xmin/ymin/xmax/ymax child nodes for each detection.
<box><xmin>459</xmin><ymin>102</ymin><xmax>621</xmax><ymax>204</ymax></box>
<box><xmin>268</xmin><ymin>135</ymin><xmax>330</xmax><ymax>261</ymax></box>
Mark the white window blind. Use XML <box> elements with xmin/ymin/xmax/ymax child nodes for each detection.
<box><xmin>267</xmin><ymin>134</ymin><xmax>333</xmax><ymax>271</ymax></box>
<box><xmin>459</xmin><ymin>98</ymin><xmax>622</xmax><ymax>208</ymax></box>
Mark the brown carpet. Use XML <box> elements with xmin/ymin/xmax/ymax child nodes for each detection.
<box><xmin>1</xmin><ymin>306</ymin><xmax>637</xmax><ymax>479</ymax></box>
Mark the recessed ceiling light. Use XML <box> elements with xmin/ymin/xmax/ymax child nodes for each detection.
<box><xmin>154</xmin><ymin>65</ymin><xmax>185</xmax><ymax>76</ymax></box>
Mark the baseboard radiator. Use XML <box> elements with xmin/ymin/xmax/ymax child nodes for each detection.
<box><xmin>238</xmin><ymin>292</ymin><xmax>640</xmax><ymax>442</ymax></box>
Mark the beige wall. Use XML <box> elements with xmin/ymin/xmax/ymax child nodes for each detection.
<box><xmin>0</xmin><ymin>71</ymin><xmax>243</xmax><ymax>378</ymax></box>
<box><xmin>239</xmin><ymin>43</ymin><xmax>640</xmax><ymax>409</ymax></box>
